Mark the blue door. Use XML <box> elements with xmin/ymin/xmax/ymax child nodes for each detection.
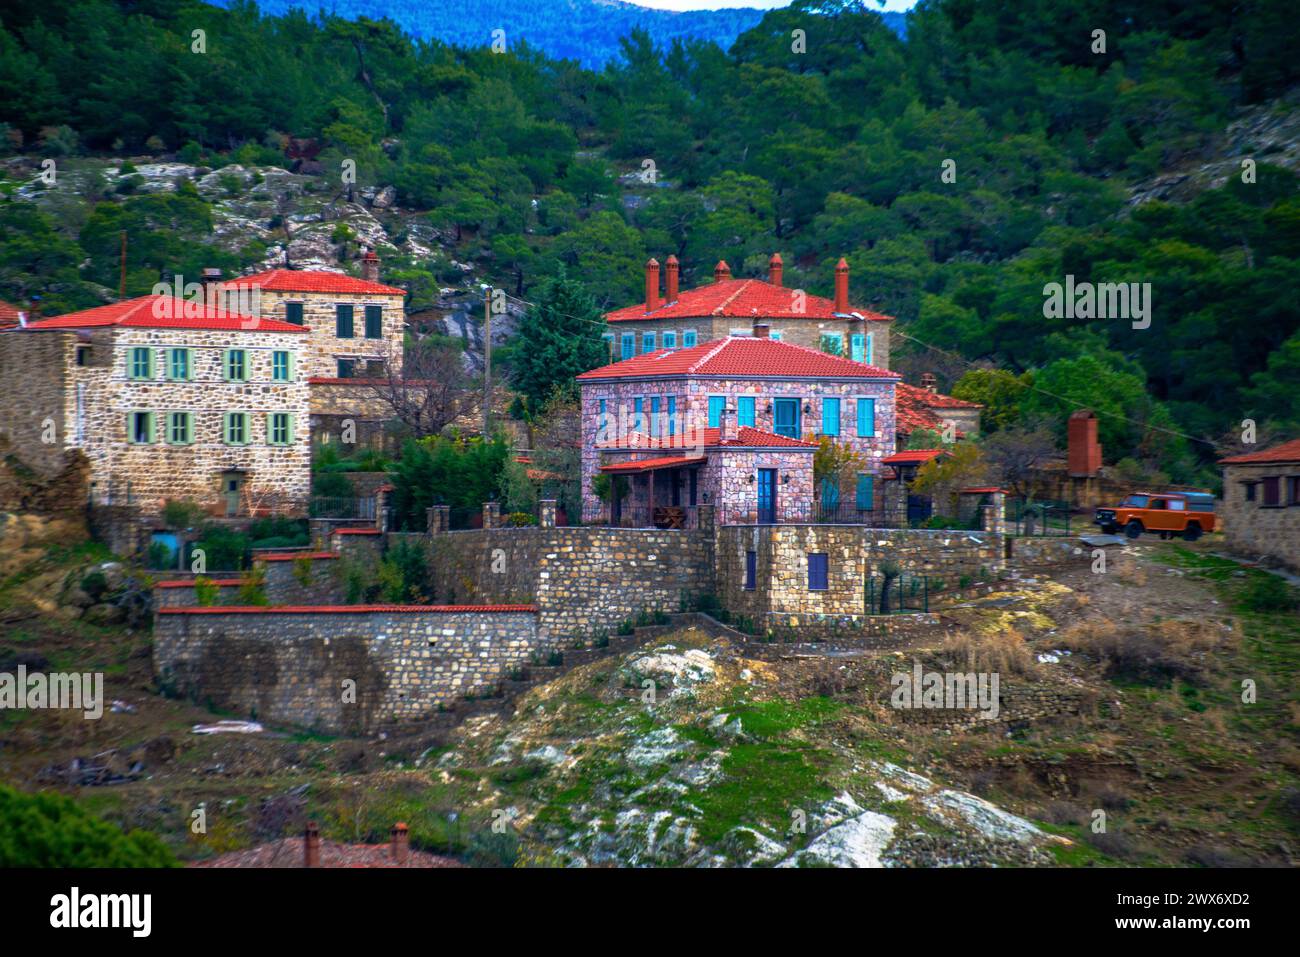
<box><xmin>757</xmin><ymin>468</ymin><xmax>777</xmax><ymax>524</ymax></box>
<box><xmin>773</xmin><ymin>398</ymin><xmax>800</xmax><ymax>438</ymax></box>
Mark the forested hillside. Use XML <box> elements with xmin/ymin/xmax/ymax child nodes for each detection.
<box><xmin>1</xmin><ymin>0</ymin><xmax>1298</xmax><ymax>483</ymax></box>
<box><xmin>207</xmin><ymin>0</ymin><xmax>862</xmax><ymax>70</ymax></box>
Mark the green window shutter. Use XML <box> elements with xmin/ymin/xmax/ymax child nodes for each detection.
<box><xmin>286</xmin><ymin>302</ymin><xmax>304</xmax><ymax>325</ymax></box>
<box><xmin>288</xmin><ymin>351</ymin><xmax>296</xmax><ymax>380</ymax></box>
<box><xmin>336</xmin><ymin>304</ymin><xmax>354</xmax><ymax>338</ymax></box>
<box><xmin>286</xmin><ymin>413</ymin><xmax>296</xmax><ymax>444</ymax></box>
<box><xmin>365</xmin><ymin>305</ymin><xmax>382</xmax><ymax>339</ymax></box>
<box><xmin>856</xmin><ymin>474</ymin><xmax>874</xmax><ymax>510</ymax></box>
<box><xmin>144</xmin><ymin>412</ymin><xmax>155</xmax><ymax>444</ymax></box>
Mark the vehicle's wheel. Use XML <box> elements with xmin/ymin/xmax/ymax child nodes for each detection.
<box><xmin>1125</xmin><ymin>520</ymin><xmax>1144</xmax><ymax>539</ymax></box>
<box><xmin>1183</xmin><ymin>523</ymin><xmax>1202</xmax><ymax>542</ymax></box>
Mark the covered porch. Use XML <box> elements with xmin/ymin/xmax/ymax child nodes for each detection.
<box><xmin>589</xmin><ymin>454</ymin><xmax>705</xmax><ymax>529</ymax></box>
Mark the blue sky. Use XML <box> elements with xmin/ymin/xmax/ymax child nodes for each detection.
<box><xmin>630</xmin><ymin>1</ymin><xmax>917</xmax><ymax>10</ymax></box>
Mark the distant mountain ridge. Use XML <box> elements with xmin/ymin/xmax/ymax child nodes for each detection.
<box><xmin>213</xmin><ymin>0</ymin><xmax>907</xmax><ymax>68</ymax></box>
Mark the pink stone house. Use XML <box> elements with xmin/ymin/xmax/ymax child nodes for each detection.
<box><xmin>577</xmin><ymin>323</ymin><xmax>900</xmax><ymax>526</ymax></box>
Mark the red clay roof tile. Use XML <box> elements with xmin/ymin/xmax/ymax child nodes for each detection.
<box><xmin>1219</xmin><ymin>437</ymin><xmax>1300</xmax><ymax>465</ymax></box>
<box><xmin>16</xmin><ymin>296</ymin><xmax>306</xmax><ymax>333</ymax></box>
<box><xmin>605</xmin><ymin>277</ymin><xmax>892</xmax><ymax>323</ymax></box>
<box><xmin>222</xmin><ymin>269</ymin><xmax>405</xmax><ymax>297</ymax></box>
<box><xmin>578</xmin><ymin>336</ymin><xmax>899</xmax><ymax>381</ymax></box>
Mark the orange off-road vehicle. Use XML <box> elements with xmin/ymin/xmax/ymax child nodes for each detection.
<box><xmin>1094</xmin><ymin>492</ymin><xmax>1216</xmax><ymax>541</ymax></box>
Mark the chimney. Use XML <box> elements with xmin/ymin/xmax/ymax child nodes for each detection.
<box><xmin>834</xmin><ymin>257</ymin><xmax>849</xmax><ymax>314</ymax></box>
<box><xmin>17</xmin><ymin>311</ymin><xmax>27</xmax><ymax>329</ymax></box>
<box><xmin>1068</xmin><ymin>409</ymin><xmax>1102</xmax><ymax>478</ymax></box>
<box><xmin>714</xmin><ymin>260</ymin><xmax>731</xmax><ymax>283</ymax></box>
<box><xmin>753</xmin><ymin>319</ymin><xmax>770</xmax><ymax>339</ymax></box>
<box><xmin>768</xmin><ymin>253</ymin><xmax>783</xmax><ymax>287</ymax></box>
<box><xmin>200</xmin><ymin>268</ymin><xmax>223</xmax><ymax>310</ymax></box>
<box><xmin>304</xmin><ymin>821</ymin><xmax>321</xmax><ymax>868</ymax></box>
<box><xmin>644</xmin><ymin>257</ymin><xmax>660</xmax><ymax>313</ymax></box>
<box><xmin>391</xmin><ymin>822</ymin><xmax>410</xmax><ymax>866</ymax></box>
<box><xmin>920</xmin><ymin>372</ymin><xmax>937</xmax><ymax>393</ymax></box>
<box><xmin>719</xmin><ymin>406</ymin><xmax>736</xmax><ymax>444</ymax></box>
<box><xmin>360</xmin><ymin>248</ymin><xmax>380</xmax><ymax>283</ymax></box>
<box><xmin>665</xmin><ymin>255</ymin><xmax>679</xmax><ymax>302</ymax></box>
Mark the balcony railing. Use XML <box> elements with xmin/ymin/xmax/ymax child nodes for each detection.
<box><xmin>582</xmin><ymin>505</ymin><xmax>699</xmax><ymax>530</ymax></box>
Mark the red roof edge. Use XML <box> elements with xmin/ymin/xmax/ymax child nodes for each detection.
<box><xmin>157</xmin><ymin>604</ymin><xmax>538</xmax><ymax>614</ymax></box>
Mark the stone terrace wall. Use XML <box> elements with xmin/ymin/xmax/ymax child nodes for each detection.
<box><xmin>717</xmin><ymin>524</ymin><xmax>1003</xmax><ymax>633</ymax></box>
<box><xmin>154</xmin><ymin>605</ymin><xmax>538</xmax><ymax>733</ymax></box>
<box><xmin>258</xmin><ymin>553</ymin><xmax>346</xmax><ymax>604</ymax></box>
<box><xmin>422</xmin><ymin>526</ymin><xmax>712</xmax><ymax>642</ymax></box>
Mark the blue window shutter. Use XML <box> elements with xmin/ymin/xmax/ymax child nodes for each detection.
<box><xmin>667</xmin><ymin>395</ymin><xmax>676</xmax><ymax>436</ymax></box>
<box><xmin>621</xmin><ymin>334</ymin><xmax>634</xmax><ymax>360</ymax></box>
<box><xmin>820</xmin><ymin>478</ymin><xmax>840</xmax><ymax>508</ymax></box>
<box><xmin>808</xmin><ymin>553</ymin><xmax>828</xmax><ymax>591</ymax></box>
<box><xmin>865</xmin><ymin>333</ymin><xmax>873</xmax><ymax>365</ymax></box>
<box><xmin>683</xmin><ymin>330</ymin><xmax>696</xmax><ymax>348</ymax></box>
<box><xmin>737</xmin><ymin>396</ymin><xmax>755</xmax><ymax>428</ymax></box>
<box><xmin>642</xmin><ymin>332</ymin><xmax>655</xmax><ymax>353</ymax></box>
<box><xmin>822</xmin><ymin>397</ymin><xmax>840</xmax><ymax>436</ymax></box>
<box><xmin>857</xmin><ymin>398</ymin><xmax>875</xmax><ymax>437</ymax></box>
<box><xmin>856</xmin><ymin>474</ymin><xmax>874</xmax><ymax>510</ymax></box>
<box><xmin>708</xmin><ymin>396</ymin><xmax>725</xmax><ymax>429</ymax></box>
<box><xmin>851</xmin><ymin>334</ymin><xmax>865</xmax><ymax>363</ymax></box>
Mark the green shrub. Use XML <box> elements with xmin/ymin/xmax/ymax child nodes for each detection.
<box><xmin>161</xmin><ymin>498</ymin><xmax>206</xmax><ymax>530</ymax></box>
<box><xmin>194</xmin><ymin>576</ymin><xmax>220</xmax><ymax>607</ymax></box>
<box><xmin>146</xmin><ymin>541</ymin><xmax>175</xmax><ymax>570</ymax></box>
<box><xmin>465</xmin><ymin>830</ymin><xmax>519</xmax><ymax>868</ymax></box>
<box><xmin>1238</xmin><ymin>574</ymin><xmax>1298</xmax><ymax>613</ymax></box>
<box><xmin>0</xmin><ymin>785</ymin><xmax>176</xmax><ymax>867</ymax></box>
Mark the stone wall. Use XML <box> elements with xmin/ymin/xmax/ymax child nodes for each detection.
<box><xmin>153</xmin><ymin>605</ymin><xmax>538</xmax><ymax>732</ymax></box>
<box><xmin>0</xmin><ymin>329</ymin><xmax>73</xmax><ymax>476</ymax></box>
<box><xmin>1007</xmin><ymin>537</ymin><xmax>1089</xmax><ymax>567</ymax></box>
<box><xmin>253</xmin><ymin>289</ymin><xmax>406</xmax><ymax>383</ymax></box>
<box><xmin>716</xmin><ymin>524</ymin><xmax>1003</xmax><ymax>632</ymax></box>
<box><xmin>422</xmin><ymin>525</ymin><xmax>712</xmax><ymax>642</ymax></box>
<box><xmin>1221</xmin><ymin>461</ymin><xmax>1300</xmax><ymax>571</ymax></box>
<box><xmin>1</xmin><ymin>325</ymin><xmax>312</xmax><ymax>514</ymax></box>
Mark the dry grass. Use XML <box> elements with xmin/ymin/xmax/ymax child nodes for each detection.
<box><xmin>941</xmin><ymin>628</ymin><xmax>1039</xmax><ymax>677</ymax></box>
<box><xmin>1058</xmin><ymin>616</ymin><xmax>1238</xmax><ymax>684</ymax></box>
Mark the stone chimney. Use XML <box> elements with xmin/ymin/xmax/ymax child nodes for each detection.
<box><xmin>753</xmin><ymin>319</ymin><xmax>770</xmax><ymax>339</ymax></box>
<box><xmin>920</xmin><ymin>372</ymin><xmax>937</xmax><ymax>393</ymax></box>
<box><xmin>200</xmin><ymin>268</ymin><xmax>223</xmax><ymax>309</ymax></box>
<box><xmin>304</xmin><ymin>821</ymin><xmax>321</xmax><ymax>868</ymax></box>
<box><xmin>718</xmin><ymin>406</ymin><xmax>736</xmax><ymax>443</ymax></box>
<box><xmin>665</xmin><ymin>254</ymin><xmax>679</xmax><ymax>303</ymax></box>
<box><xmin>834</xmin><ymin>257</ymin><xmax>849</xmax><ymax>314</ymax></box>
<box><xmin>645</xmin><ymin>257</ymin><xmax>660</xmax><ymax>313</ymax></box>
<box><xmin>768</xmin><ymin>253</ymin><xmax>783</xmax><ymax>287</ymax></box>
<box><xmin>714</xmin><ymin>260</ymin><xmax>731</xmax><ymax>283</ymax></box>
<box><xmin>391</xmin><ymin>822</ymin><xmax>410</xmax><ymax>865</ymax></box>
<box><xmin>360</xmin><ymin>248</ymin><xmax>380</xmax><ymax>283</ymax></box>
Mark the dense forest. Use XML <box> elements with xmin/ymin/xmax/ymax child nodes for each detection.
<box><xmin>0</xmin><ymin>0</ymin><xmax>1298</xmax><ymax>484</ymax></box>
<box><xmin>208</xmin><ymin>0</ymin><xmax>842</xmax><ymax>70</ymax></box>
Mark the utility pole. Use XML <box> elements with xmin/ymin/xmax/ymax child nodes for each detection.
<box><xmin>482</xmin><ymin>284</ymin><xmax>492</xmax><ymax>439</ymax></box>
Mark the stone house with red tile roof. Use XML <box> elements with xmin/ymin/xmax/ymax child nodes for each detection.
<box><xmin>1218</xmin><ymin>437</ymin><xmax>1300</xmax><ymax>571</ymax></box>
<box><xmin>605</xmin><ymin>255</ymin><xmax>893</xmax><ymax>369</ymax></box>
<box><xmin>0</xmin><ymin>295</ymin><xmax>310</xmax><ymax>516</ymax></box>
<box><xmin>577</xmin><ymin>323</ymin><xmax>900</xmax><ymax>525</ymax></box>
<box><xmin>216</xmin><ymin>251</ymin><xmax>407</xmax><ymax>446</ymax></box>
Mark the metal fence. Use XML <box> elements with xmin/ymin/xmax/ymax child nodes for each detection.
<box><xmin>866</xmin><ymin>573</ymin><xmax>929</xmax><ymax>614</ymax></box>
<box><xmin>1005</xmin><ymin>498</ymin><xmax>1072</xmax><ymax>536</ymax></box>
<box><xmin>309</xmin><ymin>496</ymin><xmax>376</xmax><ymax>520</ymax></box>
